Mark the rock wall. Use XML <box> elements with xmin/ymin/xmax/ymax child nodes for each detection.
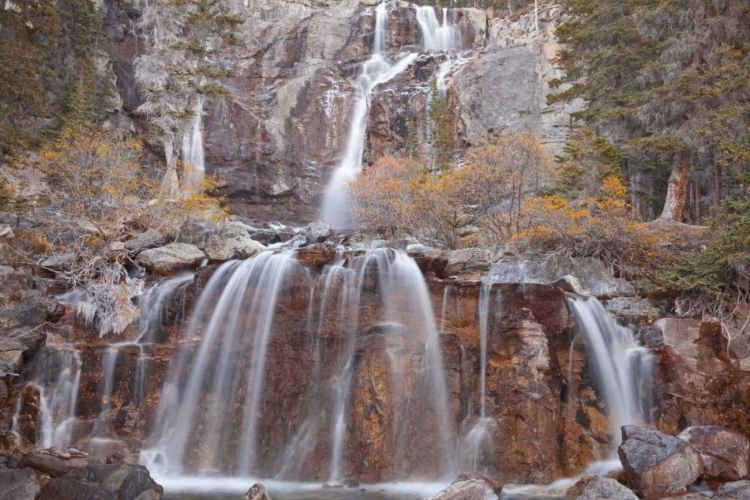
<box><xmin>100</xmin><ymin>0</ymin><xmax>575</xmax><ymax>224</ymax></box>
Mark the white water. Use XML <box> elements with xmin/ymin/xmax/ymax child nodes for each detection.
<box><xmin>414</xmin><ymin>6</ymin><xmax>460</xmax><ymax>52</ymax></box>
<box><xmin>567</xmin><ymin>296</ymin><xmax>653</xmax><ymax>446</ymax></box>
<box><xmin>181</xmin><ymin>98</ymin><xmax>205</xmax><ymax>191</ymax></box>
<box><xmin>142</xmin><ymin>248</ymin><xmax>454</xmax><ymax>482</ymax></box>
<box><xmin>320</xmin><ymin>4</ymin><xmax>418</xmax><ymax>228</ymax></box>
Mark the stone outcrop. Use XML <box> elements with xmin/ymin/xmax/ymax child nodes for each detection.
<box><xmin>618</xmin><ymin>425</ymin><xmax>703</xmax><ymax>499</ymax></box>
<box><xmin>678</xmin><ymin>426</ymin><xmax>750</xmax><ymax>483</ymax></box>
<box><xmin>19</xmin><ymin>450</ymin><xmax>90</xmax><ymax>478</ymax></box>
<box><xmin>713</xmin><ymin>480</ymin><xmax>750</xmax><ymax>499</ymax></box>
<box><xmin>574</xmin><ymin>478</ymin><xmax>639</xmax><ymax>500</ymax></box>
<box><xmin>0</xmin><ymin>467</ymin><xmax>40</xmax><ymax>500</ymax></box>
<box><xmin>425</xmin><ymin>477</ymin><xmax>499</xmax><ymax>500</ymax></box>
<box><xmin>136</xmin><ymin>243</ymin><xmax>206</xmax><ymax>274</ymax></box>
<box><xmin>244</xmin><ymin>482</ymin><xmax>272</xmax><ymax>500</ymax></box>
<box><xmin>202</xmin><ymin>226</ymin><xmax>266</xmax><ymax>261</ymax></box>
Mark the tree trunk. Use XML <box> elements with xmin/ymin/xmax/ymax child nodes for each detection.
<box><xmin>658</xmin><ymin>151</ymin><xmax>690</xmax><ymax>222</ymax></box>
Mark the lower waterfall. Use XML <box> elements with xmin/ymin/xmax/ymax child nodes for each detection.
<box><xmin>142</xmin><ymin>248</ymin><xmax>454</xmax><ymax>482</ymax></box>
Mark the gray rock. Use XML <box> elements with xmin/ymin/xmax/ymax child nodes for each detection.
<box><xmin>202</xmin><ymin>226</ymin><xmax>266</xmax><ymax>261</ymax></box>
<box><xmin>605</xmin><ymin>296</ymin><xmax>661</xmax><ymax>319</ymax></box>
<box><xmin>575</xmin><ymin>478</ymin><xmax>638</xmax><ymax>500</ymax></box>
<box><xmin>618</xmin><ymin>425</ymin><xmax>703</xmax><ymax>500</ymax></box>
<box><xmin>306</xmin><ymin>220</ymin><xmax>331</xmax><ymax>244</ymax></box>
<box><xmin>39</xmin><ymin>477</ymin><xmax>110</xmax><ymax>500</ymax></box>
<box><xmin>714</xmin><ymin>480</ymin><xmax>750</xmax><ymax>499</ymax></box>
<box><xmin>0</xmin><ymin>225</ymin><xmax>14</xmax><ymax>238</ymax></box>
<box><xmin>124</xmin><ymin>230</ymin><xmax>167</xmax><ymax>254</ymax></box>
<box><xmin>20</xmin><ymin>450</ymin><xmax>90</xmax><ymax>478</ymax></box>
<box><xmin>176</xmin><ymin>219</ymin><xmax>218</xmax><ymax>247</ymax></box>
<box><xmin>678</xmin><ymin>426</ymin><xmax>750</xmax><ymax>482</ymax></box>
<box><xmin>40</xmin><ymin>253</ymin><xmax>76</xmax><ymax>270</ymax></box>
<box><xmin>0</xmin><ymin>467</ymin><xmax>40</xmax><ymax>500</ymax></box>
<box><xmin>250</xmin><ymin>229</ymin><xmax>279</xmax><ymax>245</ymax></box>
<box><xmin>244</xmin><ymin>482</ymin><xmax>272</xmax><ymax>500</ymax></box>
<box><xmin>63</xmin><ymin>464</ymin><xmax>163</xmax><ymax>500</ymax></box>
<box><xmin>137</xmin><ymin>243</ymin><xmax>205</xmax><ymax>275</ymax></box>
<box><xmin>424</xmin><ymin>478</ymin><xmax>499</xmax><ymax>500</ymax></box>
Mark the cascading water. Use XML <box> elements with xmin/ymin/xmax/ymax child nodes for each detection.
<box><xmin>142</xmin><ymin>248</ymin><xmax>454</xmax><ymax>482</ymax></box>
<box><xmin>414</xmin><ymin>6</ymin><xmax>460</xmax><ymax>52</ymax></box>
<box><xmin>567</xmin><ymin>296</ymin><xmax>653</xmax><ymax>446</ymax></box>
<box><xmin>320</xmin><ymin>4</ymin><xmax>418</xmax><ymax>228</ymax></box>
<box><xmin>181</xmin><ymin>98</ymin><xmax>205</xmax><ymax>191</ymax></box>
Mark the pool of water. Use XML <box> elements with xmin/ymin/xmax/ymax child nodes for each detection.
<box><xmin>156</xmin><ymin>476</ymin><xmax>570</xmax><ymax>500</ymax></box>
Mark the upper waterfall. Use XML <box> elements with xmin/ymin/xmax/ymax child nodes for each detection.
<box><xmin>415</xmin><ymin>6</ymin><xmax>461</xmax><ymax>52</ymax></box>
<box><xmin>320</xmin><ymin>3</ymin><xmax>417</xmax><ymax>229</ymax></box>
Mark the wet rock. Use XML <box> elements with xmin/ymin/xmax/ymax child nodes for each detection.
<box><xmin>618</xmin><ymin>425</ymin><xmax>703</xmax><ymax>499</ymax></box>
<box><xmin>249</xmin><ymin>229</ymin><xmax>279</xmax><ymax>245</ymax></box>
<box><xmin>294</xmin><ymin>243</ymin><xmax>337</xmax><ymax>268</ymax></box>
<box><xmin>63</xmin><ymin>464</ymin><xmax>163</xmax><ymax>500</ymax></box>
<box><xmin>137</xmin><ymin>243</ymin><xmax>205</xmax><ymax>274</ymax></box>
<box><xmin>39</xmin><ymin>477</ymin><xmax>110</xmax><ymax>500</ymax></box>
<box><xmin>678</xmin><ymin>426</ymin><xmax>750</xmax><ymax>483</ymax></box>
<box><xmin>566</xmin><ymin>476</ymin><xmax>598</xmax><ymax>498</ymax></box>
<box><xmin>424</xmin><ymin>477</ymin><xmax>499</xmax><ymax>500</ymax></box>
<box><xmin>244</xmin><ymin>482</ymin><xmax>272</xmax><ymax>500</ymax></box>
<box><xmin>306</xmin><ymin>220</ymin><xmax>331</xmax><ymax>244</ymax></box>
<box><xmin>124</xmin><ymin>230</ymin><xmax>167</xmax><ymax>254</ymax></box>
<box><xmin>713</xmin><ymin>480</ymin><xmax>750</xmax><ymax>499</ymax></box>
<box><xmin>202</xmin><ymin>226</ymin><xmax>266</xmax><ymax>261</ymax></box>
<box><xmin>0</xmin><ymin>467</ymin><xmax>40</xmax><ymax>500</ymax></box>
<box><xmin>20</xmin><ymin>450</ymin><xmax>90</xmax><ymax>478</ymax></box>
<box><xmin>574</xmin><ymin>478</ymin><xmax>638</xmax><ymax>500</ymax></box>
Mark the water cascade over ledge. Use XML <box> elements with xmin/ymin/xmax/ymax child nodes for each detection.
<box><xmin>142</xmin><ymin>248</ymin><xmax>454</xmax><ymax>482</ymax></box>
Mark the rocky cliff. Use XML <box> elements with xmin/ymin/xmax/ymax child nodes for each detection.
<box><xmin>101</xmin><ymin>0</ymin><xmax>577</xmax><ymax>224</ymax></box>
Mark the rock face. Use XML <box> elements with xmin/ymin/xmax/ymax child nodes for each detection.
<box><xmin>136</xmin><ymin>243</ymin><xmax>206</xmax><ymax>274</ymax></box>
<box><xmin>575</xmin><ymin>478</ymin><xmax>639</xmax><ymax>500</ymax></box>
<box><xmin>425</xmin><ymin>477</ymin><xmax>499</xmax><ymax>500</ymax></box>
<box><xmin>618</xmin><ymin>425</ymin><xmax>703</xmax><ymax>499</ymax></box>
<box><xmin>678</xmin><ymin>426</ymin><xmax>750</xmax><ymax>483</ymax></box>
<box><xmin>0</xmin><ymin>468</ymin><xmax>40</xmax><ymax>500</ymax></box>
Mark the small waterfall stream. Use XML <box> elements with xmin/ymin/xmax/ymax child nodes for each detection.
<box><xmin>567</xmin><ymin>296</ymin><xmax>653</xmax><ymax>446</ymax></box>
<box><xmin>181</xmin><ymin>98</ymin><xmax>206</xmax><ymax>191</ymax></box>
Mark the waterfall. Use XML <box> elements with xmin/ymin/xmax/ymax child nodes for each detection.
<box><xmin>136</xmin><ymin>272</ymin><xmax>194</xmax><ymax>343</ymax></box>
<box><xmin>320</xmin><ymin>4</ymin><xmax>418</xmax><ymax>228</ymax></box>
<box><xmin>143</xmin><ymin>248</ymin><xmax>454</xmax><ymax>481</ymax></box>
<box><xmin>12</xmin><ymin>337</ymin><xmax>82</xmax><ymax>449</ymax></box>
<box><xmin>181</xmin><ymin>98</ymin><xmax>205</xmax><ymax>191</ymax></box>
<box><xmin>415</xmin><ymin>6</ymin><xmax>460</xmax><ymax>52</ymax></box>
<box><xmin>567</xmin><ymin>296</ymin><xmax>653</xmax><ymax>446</ymax></box>
<box><xmin>477</xmin><ymin>284</ymin><xmax>491</xmax><ymax>417</ymax></box>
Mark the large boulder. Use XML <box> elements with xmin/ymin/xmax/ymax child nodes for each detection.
<box><xmin>202</xmin><ymin>226</ymin><xmax>265</xmax><ymax>261</ymax></box>
<box><xmin>713</xmin><ymin>480</ymin><xmax>750</xmax><ymax>499</ymax></box>
<box><xmin>20</xmin><ymin>450</ymin><xmax>90</xmax><ymax>478</ymax></box>
<box><xmin>618</xmin><ymin>425</ymin><xmax>703</xmax><ymax>499</ymax></box>
<box><xmin>136</xmin><ymin>243</ymin><xmax>205</xmax><ymax>274</ymax></box>
<box><xmin>678</xmin><ymin>426</ymin><xmax>750</xmax><ymax>483</ymax></box>
<box><xmin>39</xmin><ymin>478</ymin><xmax>110</xmax><ymax>500</ymax></box>
<box><xmin>424</xmin><ymin>477</ymin><xmax>499</xmax><ymax>500</ymax></box>
<box><xmin>305</xmin><ymin>220</ymin><xmax>331</xmax><ymax>244</ymax></box>
<box><xmin>124</xmin><ymin>230</ymin><xmax>167</xmax><ymax>254</ymax></box>
<box><xmin>244</xmin><ymin>482</ymin><xmax>272</xmax><ymax>500</ymax></box>
<box><xmin>63</xmin><ymin>464</ymin><xmax>163</xmax><ymax>500</ymax></box>
<box><xmin>574</xmin><ymin>478</ymin><xmax>639</xmax><ymax>500</ymax></box>
<box><xmin>0</xmin><ymin>468</ymin><xmax>40</xmax><ymax>500</ymax></box>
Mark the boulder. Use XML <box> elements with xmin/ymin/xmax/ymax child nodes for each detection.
<box><xmin>137</xmin><ymin>243</ymin><xmax>205</xmax><ymax>274</ymax></box>
<box><xmin>574</xmin><ymin>478</ymin><xmax>639</xmax><ymax>500</ymax></box>
<box><xmin>244</xmin><ymin>482</ymin><xmax>272</xmax><ymax>500</ymax></box>
<box><xmin>20</xmin><ymin>450</ymin><xmax>90</xmax><ymax>478</ymax></box>
<box><xmin>566</xmin><ymin>476</ymin><xmax>598</xmax><ymax>498</ymax></box>
<box><xmin>424</xmin><ymin>477</ymin><xmax>499</xmax><ymax>500</ymax></box>
<box><xmin>124</xmin><ymin>230</ymin><xmax>167</xmax><ymax>254</ymax></box>
<box><xmin>678</xmin><ymin>426</ymin><xmax>750</xmax><ymax>483</ymax></box>
<box><xmin>175</xmin><ymin>219</ymin><xmax>218</xmax><ymax>246</ymax></box>
<box><xmin>306</xmin><ymin>220</ymin><xmax>331</xmax><ymax>244</ymax></box>
<box><xmin>39</xmin><ymin>478</ymin><xmax>110</xmax><ymax>500</ymax></box>
<box><xmin>64</xmin><ymin>464</ymin><xmax>163</xmax><ymax>500</ymax></box>
<box><xmin>618</xmin><ymin>425</ymin><xmax>703</xmax><ymax>499</ymax></box>
<box><xmin>0</xmin><ymin>338</ymin><xmax>25</xmax><ymax>376</ymax></box>
<box><xmin>0</xmin><ymin>467</ymin><xmax>40</xmax><ymax>500</ymax></box>
<box><xmin>713</xmin><ymin>480</ymin><xmax>750</xmax><ymax>499</ymax></box>
<box><xmin>202</xmin><ymin>226</ymin><xmax>265</xmax><ymax>261</ymax></box>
